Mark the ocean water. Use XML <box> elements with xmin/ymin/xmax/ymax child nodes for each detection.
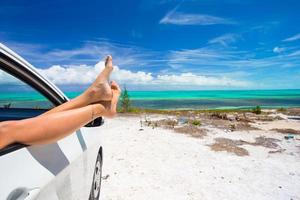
<box><xmin>1</xmin><ymin>87</ymin><xmax>300</xmax><ymax>110</ymax></box>
<box><xmin>123</xmin><ymin>90</ymin><xmax>300</xmax><ymax>110</ymax></box>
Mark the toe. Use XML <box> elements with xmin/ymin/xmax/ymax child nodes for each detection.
<box><xmin>105</xmin><ymin>55</ymin><xmax>113</xmax><ymax>69</ymax></box>
<box><xmin>110</xmin><ymin>80</ymin><xmax>117</xmax><ymax>88</ymax></box>
<box><xmin>105</xmin><ymin>55</ymin><xmax>112</xmax><ymax>63</ymax></box>
<box><xmin>111</xmin><ymin>81</ymin><xmax>121</xmax><ymax>92</ymax></box>
<box><xmin>110</xmin><ymin>80</ymin><xmax>116</xmax><ymax>85</ymax></box>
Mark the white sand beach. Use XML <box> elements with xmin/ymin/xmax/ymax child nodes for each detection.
<box><xmin>98</xmin><ymin>111</ymin><xmax>300</xmax><ymax>200</ymax></box>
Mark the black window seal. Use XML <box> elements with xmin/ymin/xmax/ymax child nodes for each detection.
<box><xmin>0</xmin><ymin>52</ymin><xmax>68</xmax><ymax>106</ymax></box>
<box><xmin>0</xmin><ymin>144</ymin><xmax>28</xmax><ymax>157</ymax></box>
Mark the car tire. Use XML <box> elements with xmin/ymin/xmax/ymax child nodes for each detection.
<box><xmin>89</xmin><ymin>148</ymin><xmax>103</xmax><ymax>200</ymax></box>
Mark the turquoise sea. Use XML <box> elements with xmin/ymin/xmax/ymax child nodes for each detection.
<box><xmin>1</xmin><ymin>86</ymin><xmax>300</xmax><ymax>110</ymax></box>
<box><xmin>122</xmin><ymin>89</ymin><xmax>300</xmax><ymax>110</ymax></box>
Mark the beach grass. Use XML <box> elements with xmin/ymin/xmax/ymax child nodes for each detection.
<box><xmin>117</xmin><ymin>106</ymin><xmax>254</xmax><ymax>115</ymax></box>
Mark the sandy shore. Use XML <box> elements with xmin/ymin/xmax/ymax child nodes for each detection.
<box><xmin>98</xmin><ymin>110</ymin><xmax>300</xmax><ymax>200</ymax></box>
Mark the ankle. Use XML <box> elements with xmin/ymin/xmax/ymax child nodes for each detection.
<box><xmin>91</xmin><ymin>104</ymin><xmax>105</xmax><ymax>118</ymax></box>
<box><xmin>78</xmin><ymin>90</ymin><xmax>93</xmax><ymax>104</ymax></box>
<box><xmin>92</xmin><ymin>103</ymin><xmax>116</xmax><ymax>118</ymax></box>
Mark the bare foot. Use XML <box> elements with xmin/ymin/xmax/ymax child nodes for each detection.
<box><xmin>84</xmin><ymin>55</ymin><xmax>114</xmax><ymax>103</ymax></box>
<box><xmin>100</xmin><ymin>81</ymin><xmax>121</xmax><ymax>118</ymax></box>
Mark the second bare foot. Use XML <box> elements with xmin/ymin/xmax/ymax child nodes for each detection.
<box><xmin>99</xmin><ymin>81</ymin><xmax>121</xmax><ymax>118</ymax></box>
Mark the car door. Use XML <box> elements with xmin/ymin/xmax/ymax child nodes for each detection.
<box><xmin>0</xmin><ymin>68</ymin><xmax>69</xmax><ymax>199</ymax></box>
<box><xmin>0</xmin><ymin>43</ymin><xmax>103</xmax><ymax>199</ymax></box>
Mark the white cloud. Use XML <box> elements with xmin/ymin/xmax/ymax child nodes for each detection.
<box><xmin>159</xmin><ymin>10</ymin><xmax>235</xmax><ymax>25</ymax></box>
<box><xmin>4</xmin><ymin>38</ymin><xmax>299</xmax><ymax>90</ymax></box>
<box><xmin>36</xmin><ymin>61</ymin><xmax>249</xmax><ymax>88</ymax></box>
<box><xmin>44</xmin><ymin>41</ymin><xmax>146</xmax><ymax>67</ymax></box>
<box><xmin>208</xmin><ymin>34</ymin><xmax>239</xmax><ymax>46</ymax></box>
<box><xmin>288</xmin><ymin>50</ymin><xmax>300</xmax><ymax>57</ymax></box>
<box><xmin>166</xmin><ymin>46</ymin><xmax>300</xmax><ymax>73</ymax></box>
<box><xmin>283</xmin><ymin>33</ymin><xmax>300</xmax><ymax>42</ymax></box>
<box><xmin>112</xmin><ymin>66</ymin><xmax>153</xmax><ymax>84</ymax></box>
<box><xmin>155</xmin><ymin>73</ymin><xmax>249</xmax><ymax>87</ymax></box>
<box><xmin>0</xmin><ymin>70</ymin><xmax>21</xmax><ymax>84</ymax></box>
<box><xmin>37</xmin><ymin>61</ymin><xmax>154</xmax><ymax>85</ymax></box>
<box><xmin>38</xmin><ymin>64</ymin><xmax>98</xmax><ymax>85</ymax></box>
<box><xmin>3</xmin><ymin>40</ymin><xmax>159</xmax><ymax>69</ymax></box>
<box><xmin>273</xmin><ymin>46</ymin><xmax>285</xmax><ymax>53</ymax></box>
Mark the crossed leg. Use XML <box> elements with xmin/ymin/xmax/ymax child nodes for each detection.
<box><xmin>0</xmin><ymin>56</ymin><xmax>121</xmax><ymax>149</ymax></box>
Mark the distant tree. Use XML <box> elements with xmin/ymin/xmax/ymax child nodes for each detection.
<box><xmin>252</xmin><ymin>105</ymin><xmax>261</xmax><ymax>114</ymax></box>
<box><xmin>3</xmin><ymin>103</ymin><xmax>11</xmax><ymax>109</ymax></box>
<box><xmin>120</xmin><ymin>86</ymin><xmax>131</xmax><ymax>112</ymax></box>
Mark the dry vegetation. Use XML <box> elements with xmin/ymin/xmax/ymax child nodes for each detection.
<box><xmin>133</xmin><ymin>107</ymin><xmax>298</xmax><ymax>156</ymax></box>
<box><xmin>277</xmin><ymin>108</ymin><xmax>300</xmax><ymax>116</ymax></box>
<box><xmin>137</xmin><ymin>108</ymin><xmax>294</xmax><ymax>137</ymax></box>
<box><xmin>209</xmin><ymin>136</ymin><xmax>282</xmax><ymax>156</ymax></box>
<box><xmin>209</xmin><ymin>138</ymin><xmax>250</xmax><ymax>156</ymax></box>
<box><xmin>271</xmin><ymin>128</ymin><xmax>300</xmax><ymax>135</ymax></box>
<box><xmin>174</xmin><ymin>125</ymin><xmax>207</xmax><ymax>138</ymax></box>
<box><xmin>142</xmin><ymin>118</ymin><xmax>207</xmax><ymax>139</ymax></box>
<box><xmin>143</xmin><ymin>118</ymin><xmax>178</xmax><ymax>129</ymax></box>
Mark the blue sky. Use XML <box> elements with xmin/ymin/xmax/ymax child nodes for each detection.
<box><xmin>1</xmin><ymin>0</ymin><xmax>300</xmax><ymax>90</ymax></box>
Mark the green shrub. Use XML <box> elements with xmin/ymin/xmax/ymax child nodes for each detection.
<box><xmin>120</xmin><ymin>86</ymin><xmax>131</xmax><ymax>112</ymax></box>
<box><xmin>229</xmin><ymin>124</ymin><xmax>236</xmax><ymax>131</ymax></box>
<box><xmin>252</xmin><ymin>106</ymin><xmax>261</xmax><ymax>114</ymax></box>
<box><xmin>277</xmin><ymin>107</ymin><xmax>287</xmax><ymax>112</ymax></box>
<box><xmin>191</xmin><ymin>119</ymin><xmax>201</xmax><ymax>126</ymax></box>
<box><xmin>128</xmin><ymin>107</ymin><xmax>143</xmax><ymax>113</ymax></box>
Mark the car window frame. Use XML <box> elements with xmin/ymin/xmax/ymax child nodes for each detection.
<box><xmin>0</xmin><ymin>52</ymin><xmax>68</xmax><ymax>106</ymax></box>
<box><xmin>0</xmin><ymin>47</ymin><xmax>68</xmax><ymax>156</ymax></box>
<box><xmin>0</xmin><ymin>45</ymin><xmax>103</xmax><ymax>156</ymax></box>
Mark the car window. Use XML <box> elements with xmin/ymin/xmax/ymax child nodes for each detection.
<box><xmin>0</xmin><ymin>69</ymin><xmax>54</xmax><ymax>109</ymax></box>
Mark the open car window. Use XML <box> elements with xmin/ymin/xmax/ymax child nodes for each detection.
<box><xmin>0</xmin><ymin>44</ymin><xmax>103</xmax><ymax>156</ymax></box>
<box><xmin>0</xmin><ymin>69</ymin><xmax>54</xmax><ymax>156</ymax></box>
<box><xmin>0</xmin><ymin>69</ymin><xmax>54</xmax><ymax>110</ymax></box>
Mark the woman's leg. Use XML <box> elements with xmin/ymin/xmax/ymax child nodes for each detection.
<box><xmin>0</xmin><ymin>82</ymin><xmax>121</xmax><ymax>149</ymax></box>
<box><xmin>43</xmin><ymin>55</ymin><xmax>114</xmax><ymax>116</ymax></box>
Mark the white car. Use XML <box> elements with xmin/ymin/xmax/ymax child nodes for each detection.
<box><xmin>0</xmin><ymin>43</ymin><xmax>104</xmax><ymax>200</ymax></box>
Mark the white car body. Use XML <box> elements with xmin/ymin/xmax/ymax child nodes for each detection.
<box><xmin>0</xmin><ymin>43</ymin><xmax>104</xmax><ymax>200</ymax></box>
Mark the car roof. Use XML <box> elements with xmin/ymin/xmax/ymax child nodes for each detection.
<box><xmin>0</xmin><ymin>43</ymin><xmax>68</xmax><ymax>105</ymax></box>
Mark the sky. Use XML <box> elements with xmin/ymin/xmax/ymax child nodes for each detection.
<box><xmin>1</xmin><ymin>0</ymin><xmax>300</xmax><ymax>90</ymax></box>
